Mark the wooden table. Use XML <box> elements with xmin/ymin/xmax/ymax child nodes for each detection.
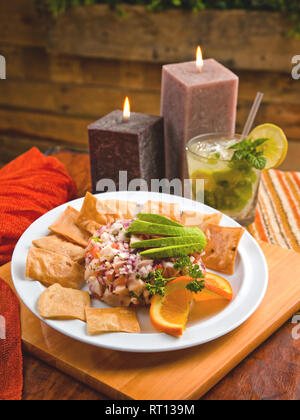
<box><xmin>20</xmin><ymin>151</ymin><xmax>300</xmax><ymax>400</ymax></box>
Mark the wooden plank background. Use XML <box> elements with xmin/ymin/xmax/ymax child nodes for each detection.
<box><xmin>46</xmin><ymin>6</ymin><xmax>299</xmax><ymax>72</ymax></box>
<box><xmin>1</xmin><ymin>2</ymin><xmax>298</xmax><ymax>71</ymax></box>
<box><xmin>0</xmin><ymin>0</ymin><xmax>299</xmax><ymax>167</ymax></box>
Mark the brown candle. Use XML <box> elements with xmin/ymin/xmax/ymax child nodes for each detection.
<box><xmin>88</xmin><ymin>100</ymin><xmax>165</xmax><ymax>193</ymax></box>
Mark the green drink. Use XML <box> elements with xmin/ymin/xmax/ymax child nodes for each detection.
<box><xmin>186</xmin><ymin>133</ymin><xmax>261</xmax><ymax>226</ymax></box>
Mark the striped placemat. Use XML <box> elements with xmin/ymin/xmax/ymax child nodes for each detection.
<box><xmin>248</xmin><ymin>170</ymin><xmax>300</xmax><ymax>253</ymax></box>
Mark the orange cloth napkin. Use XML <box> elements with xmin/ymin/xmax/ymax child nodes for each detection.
<box><xmin>0</xmin><ymin>148</ymin><xmax>77</xmax><ymax>400</ymax></box>
<box><xmin>0</xmin><ymin>278</ymin><xmax>22</xmax><ymax>400</ymax></box>
<box><xmin>0</xmin><ymin>148</ymin><xmax>77</xmax><ymax>265</ymax></box>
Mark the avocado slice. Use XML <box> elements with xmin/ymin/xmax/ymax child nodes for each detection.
<box><xmin>137</xmin><ymin>213</ymin><xmax>183</xmax><ymax>227</ymax></box>
<box><xmin>140</xmin><ymin>243</ymin><xmax>205</xmax><ymax>259</ymax></box>
<box><xmin>127</xmin><ymin>220</ymin><xmax>203</xmax><ymax>237</ymax></box>
<box><xmin>130</xmin><ymin>235</ymin><xmax>206</xmax><ymax>249</ymax></box>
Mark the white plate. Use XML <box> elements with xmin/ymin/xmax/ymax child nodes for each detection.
<box><xmin>11</xmin><ymin>191</ymin><xmax>268</xmax><ymax>353</ymax></box>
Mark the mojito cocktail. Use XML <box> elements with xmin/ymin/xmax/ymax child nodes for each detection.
<box><xmin>186</xmin><ymin>133</ymin><xmax>261</xmax><ymax>226</ymax></box>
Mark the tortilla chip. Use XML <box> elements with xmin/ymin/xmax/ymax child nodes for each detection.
<box><xmin>26</xmin><ymin>247</ymin><xmax>85</xmax><ymax>289</ymax></box>
<box><xmin>202</xmin><ymin>224</ymin><xmax>244</xmax><ymax>275</ymax></box>
<box><xmin>33</xmin><ymin>234</ymin><xmax>85</xmax><ymax>263</ymax></box>
<box><xmin>181</xmin><ymin>211</ymin><xmax>222</xmax><ymax>231</ymax></box>
<box><xmin>49</xmin><ymin>206</ymin><xmax>90</xmax><ymax>247</ymax></box>
<box><xmin>85</xmin><ymin>307</ymin><xmax>140</xmax><ymax>335</ymax></box>
<box><xmin>38</xmin><ymin>283</ymin><xmax>90</xmax><ymax>321</ymax></box>
<box><xmin>77</xmin><ymin>192</ymin><xmax>137</xmax><ymax>234</ymax></box>
<box><xmin>141</xmin><ymin>200</ymin><xmax>181</xmax><ymax>222</ymax></box>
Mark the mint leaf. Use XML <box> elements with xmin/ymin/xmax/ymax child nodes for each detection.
<box><xmin>229</xmin><ymin>137</ymin><xmax>268</xmax><ymax>170</ymax></box>
<box><xmin>232</xmin><ymin>150</ymin><xmax>247</xmax><ymax>161</ymax></box>
<box><xmin>229</xmin><ymin>138</ymin><xmax>252</xmax><ymax>150</ymax></box>
<box><xmin>249</xmin><ymin>155</ymin><xmax>267</xmax><ymax>170</ymax></box>
<box><xmin>251</xmin><ymin>138</ymin><xmax>269</xmax><ymax>148</ymax></box>
<box><xmin>246</xmin><ymin>153</ymin><xmax>257</xmax><ymax>166</ymax></box>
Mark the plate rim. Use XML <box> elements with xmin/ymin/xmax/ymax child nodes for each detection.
<box><xmin>11</xmin><ymin>191</ymin><xmax>268</xmax><ymax>353</ymax></box>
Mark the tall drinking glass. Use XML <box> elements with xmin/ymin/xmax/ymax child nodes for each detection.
<box><xmin>186</xmin><ymin>133</ymin><xmax>261</xmax><ymax>226</ymax></box>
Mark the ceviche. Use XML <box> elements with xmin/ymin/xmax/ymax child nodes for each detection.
<box><xmin>85</xmin><ymin>219</ymin><xmax>206</xmax><ymax>307</ymax></box>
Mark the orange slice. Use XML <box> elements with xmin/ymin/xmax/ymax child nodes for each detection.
<box><xmin>150</xmin><ymin>276</ymin><xmax>193</xmax><ymax>337</ymax></box>
<box><xmin>202</xmin><ymin>272</ymin><xmax>233</xmax><ymax>301</ymax></box>
<box><xmin>192</xmin><ymin>287</ymin><xmax>226</xmax><ymax>302</ymax></box>
<box><xmin>150</xmin><ymin>273</ymin><xmax>233</xmax><ymax>336</ymax></box>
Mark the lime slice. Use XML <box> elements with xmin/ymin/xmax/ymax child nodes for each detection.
<box><xmin>249</xmin><ymin>124</ymin><xmax>288</xmax><ymax>169</ymax></box>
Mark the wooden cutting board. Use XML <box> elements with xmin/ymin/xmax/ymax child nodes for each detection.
<box><xmin>1</xmin><ymin>241</ymin><xmax>300</xmax><ymax>400</ymax></box>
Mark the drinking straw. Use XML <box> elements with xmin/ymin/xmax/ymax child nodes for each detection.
<box><xmin>242</xmin><ymin>92</ymin><xmax>264</xmax><ymax>138</ymax></box>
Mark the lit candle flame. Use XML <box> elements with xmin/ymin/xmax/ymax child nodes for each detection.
<box><xmin>123</xmin><ymin>97</ymin><xmax>130</xmax><ymax>121</ymax></box>
<box><xmin>196</xmin><ymin>46</ymin><xmax>204</xmax><ymax>72</ymax></box>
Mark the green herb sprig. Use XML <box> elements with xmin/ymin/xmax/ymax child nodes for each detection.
<box><xmin>174</xmin><ymin>257</ymin><xmax>205</xmax><ymax>294</ymax></box>
<box><xmin>144</xmin><ymin>257</ymin><xmax>205</xmax><ymax>297</ymax></box>
<box><xmin>229</xmin><ymin>137</ymin><xmax>269</xmax><ymax>170</ymax></box>
<box><xmin>145</xmin><ymin>269</ymin><xmax>174</xmax><ymax>297</ymax></box>
<box><xmin>186</xmin><ymin>280</ymin><xmax>204</xmax><ymax>293</ymax></box>
<box><xmin>173</xmin><ymin>256</ymin><xmax>191</xmax><ymax>273</ymax></box>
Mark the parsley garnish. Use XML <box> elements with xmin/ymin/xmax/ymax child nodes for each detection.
<box><xmin>173</xmin><ymin>256</ymin><xmax>191</xmax><ymax>273</ymax></box>
<box><xmin>174</xmin><ymin>257</ymin><xmax>204</xmax><ymax>280</ymax></box>
<box><xmin>144</xmin><ymin>258</ymin><xmax>206</xmax><ymax>297</ymax></box>
<box><xmin>174</xmin><ymin>257</ymin><xmax>205</xmax><ymax>294</ymax></box>
<box><xmin>228</xmin><ymin>137</ymin><xmax>269</xmax><ymax>170</ymax></box>
<box><xmin>187</xmin><ymin>263</ymin><xmax>205</xmax><ymax>281</ymax></box>
<box><xmin>145</xmin><ymin>269</ymin><xmax>175</xmax><ymax>297</ymax></box>
<box><xmin>142</xmin><ymin>272</ymin><xmax>155</xmax><ymax>282</ymax></box>
<box><xmin>186</xmin><ymin>280</ymin><xmax>205</xmax><ymax>293</ymax></box>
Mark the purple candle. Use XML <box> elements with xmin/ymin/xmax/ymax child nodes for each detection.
<box><xmin>88</xmin><ymin>99</ymin><xmax>165</xmax><ymax>193</ymax></box>
<box><xmin>161</xmin><ymin>49</ymin><xmax>239</xmax><ymax>180</ymax></box>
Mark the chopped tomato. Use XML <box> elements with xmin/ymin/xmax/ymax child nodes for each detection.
<box><xmin>106</xmin><ymin>273</ymin><xmax>115</xmax><ymax>282</ymax></box>
<box><xmin>115</xmin><ymin>276</ymin><xmax>127</xmax><ymax>286</ymax></box>
<box><xmin>90</xmin><ymin>245</ymin><xmax>101</xmax><ymax>259</ymax></box>
<box><xmin>111</xmin><ymin>243</ymin><xmax>120</xmax><ymax>250</ymax></box>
